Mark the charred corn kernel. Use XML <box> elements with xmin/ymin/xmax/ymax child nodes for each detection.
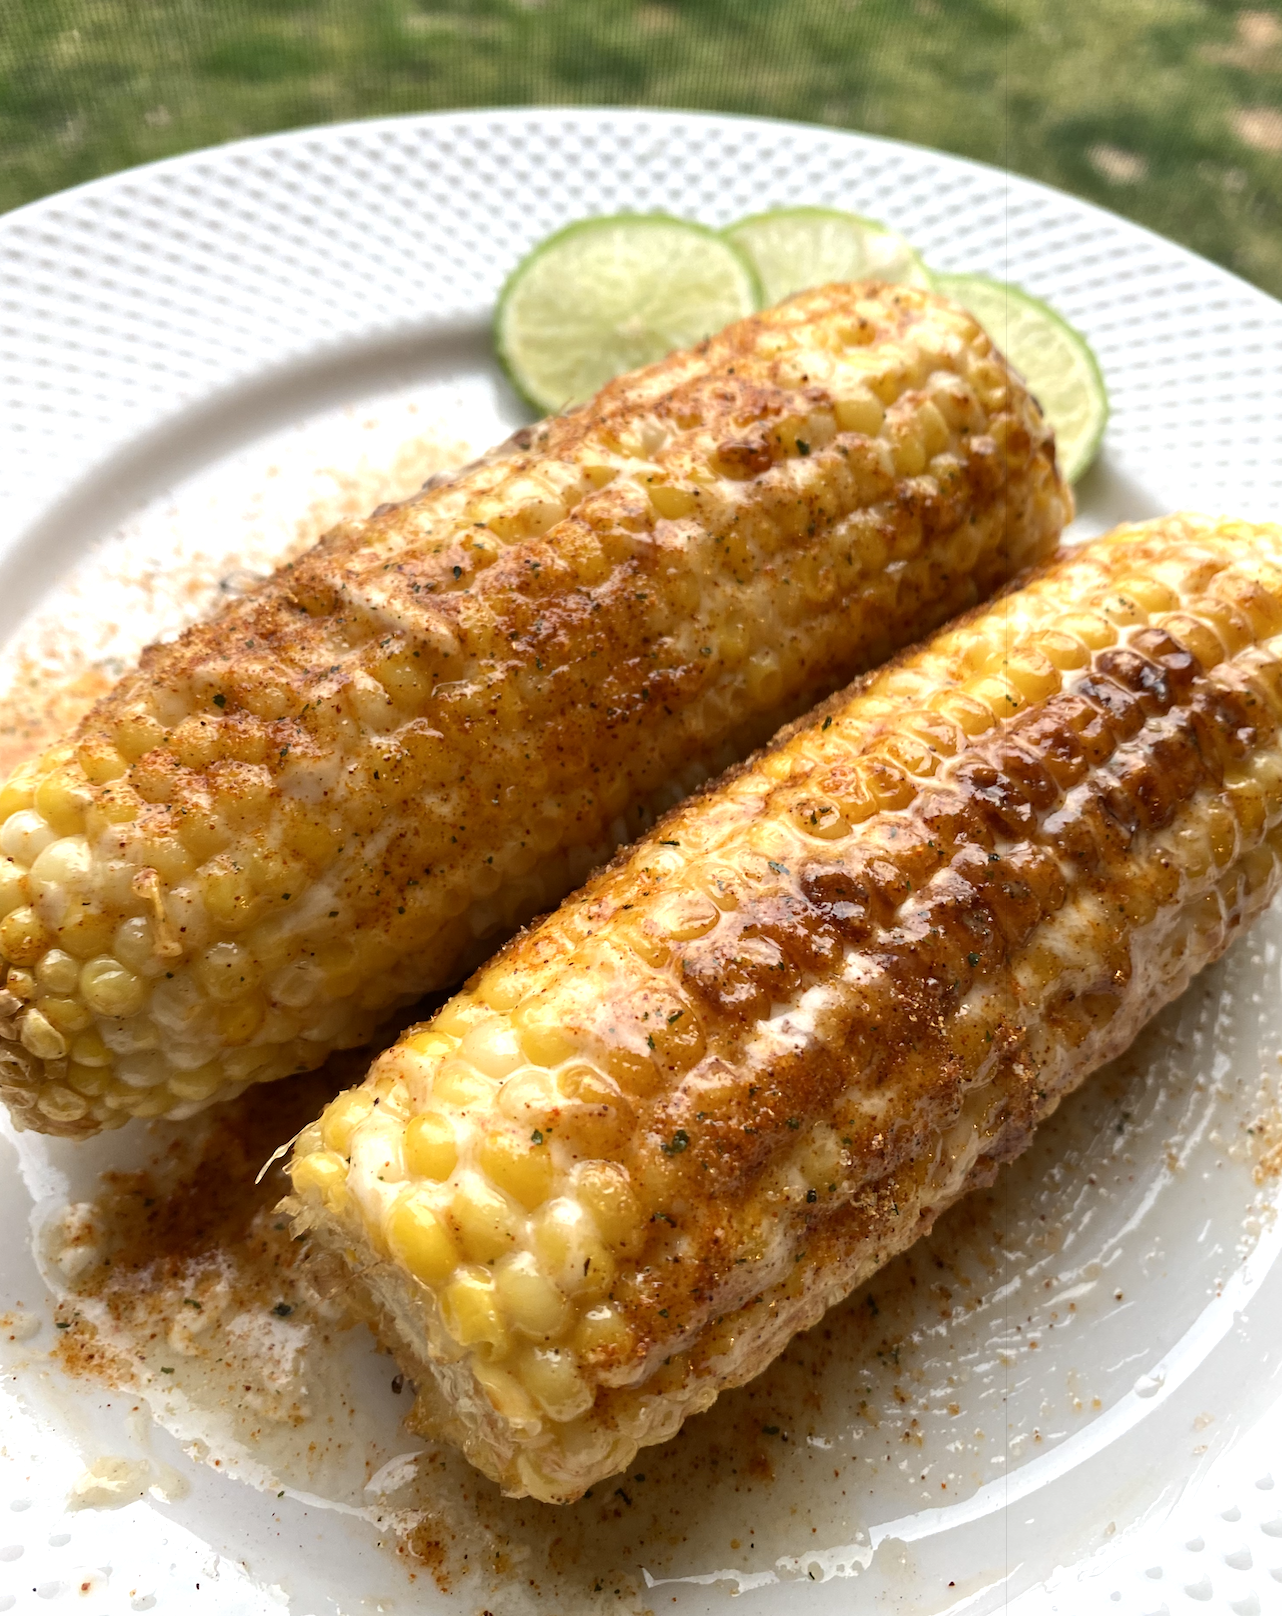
<box><xmin>477</xmin><ymin>1128</ymin><xmax>555</xmax><ymax>1210</ymax></box>
<box><xmin>321</xmin><ymin>1089</ymin><xmax>376</xmax><ymax>1155</ymax></box>
<box><xmin>387</xmin><ymin>1192</ymin><xmax>458</xmax><ymax>1287</ymax></box>
<box><xmin>4</xmin><ymin>281</ymin><xmax>1068</xmax><ymax>1137</ymax></box>
<box><xmin>517</xmin><ymin>1346</ymin><xmax>593</xmax><ymax>1423</ymax></box>
<box><xmin>293</xmin><ymin>516</ymin><xmax>1282</xmax><ymax>1506</ymax></box>
<box><xmin>494</xmin><ymin>1252</ymin><xmax>571</xmax><ymax>1340</ymax></box>
<box><xmin>404</xmin><ymin>1111</ymin><xmax>458</xmax><ymax>1180</ymax></box>
<box><xmin>441</xmin><ymin>1267</ymin><xmax>509</xmax><ymax>1357</ymax></box>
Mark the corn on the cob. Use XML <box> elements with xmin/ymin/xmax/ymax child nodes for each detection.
<box><xmin>288</xmin><ymin>514</ymin><xmax>1282</xmax><ymax>1504</ymax></box>
<box><xmin>0</xmin><ymin>282</ymin><xmax>1067</xmax><ymax>1138</ymax></box>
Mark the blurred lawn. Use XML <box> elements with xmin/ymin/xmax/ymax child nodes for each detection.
<box><xmin>2</xmin><ymin>0</ymin><xmax>1281</xmax><ymax>297</ymax></box>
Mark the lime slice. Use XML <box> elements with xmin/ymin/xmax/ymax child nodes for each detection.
<box><xmin>933</xmin><ymin>272</ymin><xmax>1109</xmax><ymax>482</ymax></box>
<box><xmin>725</xmin><ymin>206</ymin><xmax>932</xmax><ymax>305</ymax></box>
<box><xmin>495</xmin><ymin>214</ymin><xmax>761</xmax><ymax>414</ymax></box>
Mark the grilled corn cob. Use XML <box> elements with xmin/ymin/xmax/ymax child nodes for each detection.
<box><xmin>289</xmin><ymin>514</ymin><xmax>1282</xmax><ymax>1503</ymax></box>
<box><xmin>0</xmin><ymin>281</ymin><xmax>1067</xmax><ymax>1138</ymax></box>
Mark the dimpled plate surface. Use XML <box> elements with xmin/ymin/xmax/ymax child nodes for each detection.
<box><xmin>1</xmin><ymin>110</ymin><xmax>1282</xmax><ymax>1616</ymax></box>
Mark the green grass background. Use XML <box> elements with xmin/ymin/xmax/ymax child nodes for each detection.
<box><xmin>3</xmin><ymin>0</ymin><xmax>1281</xmax><ymax>297</ymax></box>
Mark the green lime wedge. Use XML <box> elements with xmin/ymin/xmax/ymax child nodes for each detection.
<box><xmin>724</xmin><ymin>206</ymin><xmax>932</xmax><ymax>306</ymax></box>
<box><xmin>933</xmin><ymin>272</ymin><xmax>1109</xmax><ymax>483</ymax></box>
<box><xmin>495</xmin><ymin>214</ymin><xmax>762</xmax><ymax>414</ymax></box>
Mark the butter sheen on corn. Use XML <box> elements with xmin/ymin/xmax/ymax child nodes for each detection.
<box><xmin>290</xmin><ymin>516</ymin><xmax>1282</xmax><ymax>1503</ymax></box>
<box><xmin>0</xmin><ymin>281</ymin><xmax>1067</xmax><ymax>1136</ymax></box>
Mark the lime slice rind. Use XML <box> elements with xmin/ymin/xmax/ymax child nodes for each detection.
<box><xmin>495</xmin><ymin>213</ymin><xmax>762</xmax><ymax>414</ymax></box>
<box><xmin>725</xmin><ymin>206</ymin><xmax>932</xmax><ymax>306</ymax></box>
<box><xmin>932</xmin><ymin>271</ymin><xmax>1109</xmax><ymax>483</ymax></box>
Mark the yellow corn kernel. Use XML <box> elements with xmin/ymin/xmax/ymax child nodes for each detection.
<box><xmin>0</xmin><ymin>907</ymin><xmax>51</xmax><ymax>968</ymax></box>
<box><xmin>647</xmin><ymin>888</ymin><xmax>719</xmax><ymax>941</ymax></box>
<box><xmin>65</xmin><ymin>1062</ymin><xmax>111</xmax><ymax>1097</ymax></box>
<box><xmin>440</xmin><ymin>1266</ymin><xmax>509</xmax><ymax>1357</ymax></box>
<box><xmin>0</xmin><ymin>857</ymin><xmax>26</xmax><ymax>916</ymax></box>
<box><xmin>494</xmin><ymin>1252</ymin><xmax>571</xmax><ymax>1340</ymax></box>
<box><xmin>574</xmin><ymin>1303</ymin><xmax>636</xmax><ymax>1366</ymax></box>
<box><xmin>458</xmin><ymin>1018</ymin><xmax>525</xmax><ymax>1080</ymax></box>
<box><xmin>76</xmin><ymin>950</ymin><xmax>144</xmax><ymax>1014</ymax></box>
<box><xmin>648</xmin><ymin>484</ymin><xmax>698</xmax><ymax>521</ymax></box>
<box><xmin>1054</xmin><ymin>611</ymin><xmax>1116</xmax><ymax>651</ymax></box>
<box><xmin>511</xmin><ymin>1003</ymin><xmax>579</xmax><ymax>1069</ymax></box>
<box><xmin>70</xmin><ymin>1028</ymin><xmax>111</xmax><ymax>1067</ymax></box>
<box><xmin>404</xmin><ymin>1111</ymin><xmax>458</xmax><ymax>1181</ymax></box>
<box><xmin>168</xmin><ymin>715</ymin><xmax>222</xmax><ymax>769</ymax></box>
<box><xmin>166</xmin><ymin>1063</ymin><xmax>224</xmax><ymax>1102</ymax></box>
<box><xmin>471</xmin><ymin>1358</ymin><xmax>538</xmax><ymax>1424</ymax></box>
<box><xmin>75</xmin><ymin>738</ymin><xmax>128</xmax><ymax>786</ymax></box>
<box><xmin>405</xmin><ymin>1027</ymin><xmax>455</xmax><ymax>1059</ymax></box>
<box><xmin>931</xmin><ymin>689</ymin><xmax>994</xmax><ymax>738</ymax></box>
<box><xmin>516</xmin><ymin>1345</ymin><xmax>593</xmax><ymax>1423</ymax></box>
<box><xmin>450</xmin><ymin>1176</ymin><xmax>519</xmax><ymax>1263</ymax></box>
<box><xmin>1114</xmin><ymin>575</ymin><xmax>1177</xmax><ymax>614</ymax></box>
<box><xmin>475</xmin><ymin>965</ymin><xmax>527</xmax><ymax>1015</ymax></box>
<box><xmin>370</xmin><ymin>648</ymin><xmax>431</xmax><ymax>708</ymax></box>
<box><xmin>386</xmin><ymin>1191</ymin><xmax>458</xmax><ymax>1287</ymax></box>
<box><xmin>321</xmin><ymin>1089</ymin><xmax>376</xmax><ymax>1155</ymax></box>
<box><xmin>19</xmin><ymin>1007</ymin><xmax>67</xmax><ymax>1061</ymax></box>
<box><xmin>38</xmin><ymin>996</ymin><xmax>92</xmax><ymax>1035</ymax></box>
<box><xmin>862</xmin><ymin>759</ymin><xmax>915</xmax><ymax>812</ymax></box>
<box><xmin>833</xmin><ymin>390</ymin><xmax>885</xmax><ymax>435</ymax></box>
<box><xmin>114</xmin><ymin>711</ymin><xmax>165</xmax><ymax>761</ymax></box>
<box><xmin>966</xmin><ymin>676</ymin><xmax>1025</xmax><ymax>721</ymax></box>
<box><xmin>58</xmin><ymin>909</ymin><xmax>117</xmax><ymax>961</ymax></box>
<box><xmin>1001</xmin><ymin>650</ymin><xmax>1060</xmax><ymax>704</ymax></box>
<box><xmin>200</xmin><ymin>856</ymin><xmax>258</xmax><ymax>931</ymax></box>
<box><xmin>36</xmin><ymin>1085</ymin><xmax>88</xmax><ymax>1125</ymax></box>
<box><xmin>432</xmin><ymin>997</ymin><xmax>491</xmax><ymax>1042</ymax></box>
<box><xmin>890</xmin><ymin>424</ymin><xmax>927</xmax><ymax>477</ymax></box>
<box><xmin>0</xmin><ymin>763</ymin><xmax>39</xmax><ymax>821</ymax></box>
<box><xmin>433</xmin><ymin>1060</ymin><xmax>493</xmax><ymax>1109</ymax></box>
<box><xmin>5</xmin><ymin>967</ymin><xmax>34</xmax><ymax>1001</ymax></box>
<box><xmin>290</xmin><ymin>1149</ymin><xmax>349</xmax><ymax>1201</ymax></box>
<box><xmin>478</xmin><ymin>1127</ymin><xmax>554</xmax><ymax>1211</ymax></box>
<box><xmin>34</xmin><ymin>769</ymin><xmax>90</xmax><ymax>837</ymax></box>
<box><xmin>531</xmin><ymin>1199</ymin><xmax>615</xmax><ymax>1299</ymax></box>
<box><xmin>1037</xmin><ymin>629</ymin><xmax>1091</xmax><ymax>671</ymax></box>
<box><xmin>216</xmin><ymin>991</ymin><xmax>264</xmax><ymax>1046</ymax></box>
<box><xmin>35</xmin><ymin>948</ymin><xmax>80</xmax><ymax>995</ymax></box>
<box><xmin>1200</xmin><ymin>601</ymin><xmax>1253</xmax><ymax>659</ymax></box>
<box><xmin>195</xmin><ymin>940</ymin><xmax>259</xmax><ymax>1002</ymax></box>
<box><xmin>575</xmin><ymin>1162</ymin><xmax>644</xmax><ymax>1257</ymax></box>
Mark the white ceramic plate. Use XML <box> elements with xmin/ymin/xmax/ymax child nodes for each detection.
<box><xmin>2</xmin><ymin>110</ymin><xmax>1282</xmax><ymax>1616</ymax></box>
